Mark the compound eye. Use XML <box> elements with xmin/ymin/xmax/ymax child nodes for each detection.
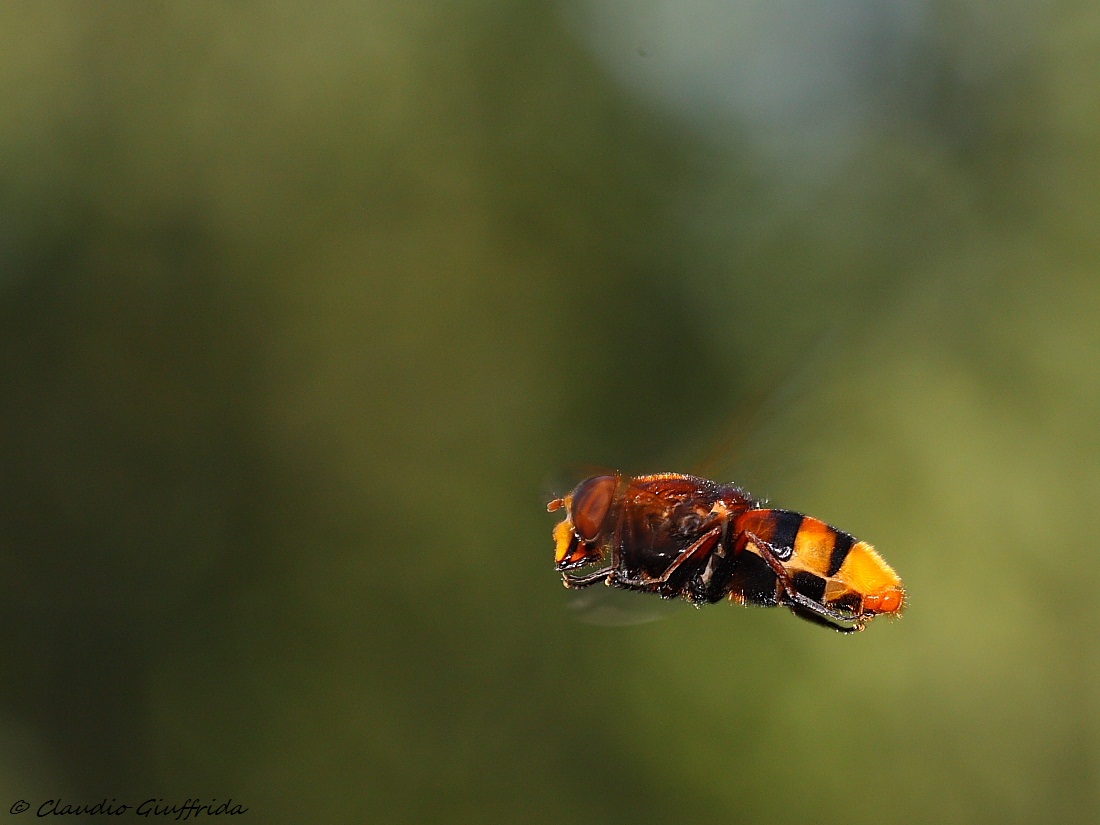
<box><xmin>570</xmin><ymin>475</ymin><xmax>617</xmax><ymax>541</ymax></box>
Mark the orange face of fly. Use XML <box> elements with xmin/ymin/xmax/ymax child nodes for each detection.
<box><xmin>547</xmin><ymin>475</ymin><xmax>618</xmax><ymax>570</ymax></box>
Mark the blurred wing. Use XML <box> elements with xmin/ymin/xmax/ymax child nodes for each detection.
<box><xmin>565</xmin><ymin>584</ymin><xmax>689</xmax><ymax>627</ymax></box>
<box><xmin>688</xmin><ymin>327</ymin><xmax>845</xmax><ymax>490</ymax></box>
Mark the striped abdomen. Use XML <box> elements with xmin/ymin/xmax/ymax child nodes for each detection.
<box><xmin>734</xmin><ymin>509</ymin><xmax>905</xmax><ymax>617</ymax></box>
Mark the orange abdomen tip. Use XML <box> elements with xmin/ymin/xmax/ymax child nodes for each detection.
<box><xmin>864</xmin><ymin>587</ymin><xmax>905</xmax><ymax>615</ymax></box>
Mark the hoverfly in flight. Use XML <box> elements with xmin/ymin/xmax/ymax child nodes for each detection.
<box><xmin>547</xmin><ymin>473</ymin><xmax>903</xmax><ymax>633</ymax></box>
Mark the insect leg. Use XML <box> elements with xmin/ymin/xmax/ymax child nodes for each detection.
<box><xmin>561</xmin><ymin>568</ymin><xmax>615</xmax><ymax>589</ymax></box>
<box><xmin>787</xmin><ymin>604</ymin><xmax>863</xmax><ymax>633</ymax></box>
<box><xmin>563</xmin><ymin>569</ymin><xmax>669</xmax><ymax>596</ymax></box>
<box><xmin>602</xmin><ymin>527</ymin><xmax>723</xmax><ymax>592</ymax></box>
<box><xmin>740</xmin><ymin>532</ymin><xmax>865</xmax><ymax>634</ymax></box>
<box><xmin>644</xmin><ymin>527</ymin><xmax>722</xmax><ymax>587</ymax></box>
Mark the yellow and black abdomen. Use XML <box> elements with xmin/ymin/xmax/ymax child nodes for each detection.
<box><xmin>735</xmin><ymin>509</ymin><xmax>904</xmax><ymax>617</ymax></box>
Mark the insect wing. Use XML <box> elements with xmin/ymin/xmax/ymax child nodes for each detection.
<box><xmin>564</xmin><ymin>584</ymin><xmax>688</xmax><ymax>627</ymax></box>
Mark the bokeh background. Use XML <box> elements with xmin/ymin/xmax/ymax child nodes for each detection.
<box><xmin>2</xmin><ymin>2</ymin><xmax>1099</xmax><ymax>823</ymax></box>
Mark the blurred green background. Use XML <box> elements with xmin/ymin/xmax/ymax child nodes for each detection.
<box><xmin>2</xmin><ymin>2</ymin><xmax>1099</xmax><ymax>823</ymax></box>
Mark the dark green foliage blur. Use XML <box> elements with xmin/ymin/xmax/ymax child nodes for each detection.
<box><xmin>2</xmin><ymin>3</ymin><xmax>1099</xmax><ymax>823</ymax></box>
